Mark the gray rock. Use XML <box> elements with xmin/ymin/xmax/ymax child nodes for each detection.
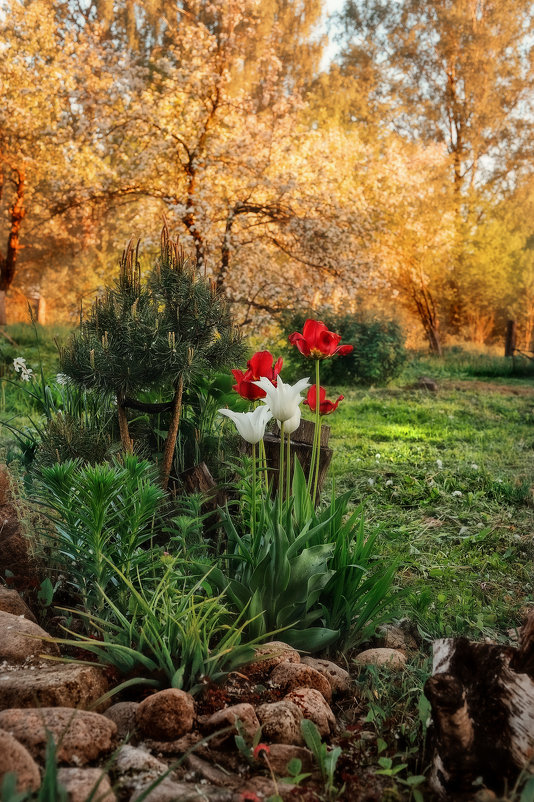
<box><xmin>104</xmin><ymin>702</ymin><xmax>139</xmax><ymax>740</ymax></box>
<box><xmin>130</xmin><ymin>777</ymin><xmax>234</xmax><ymax>801</ymax></box>
<box><xmin>56</xmin><ymin>768</ymin><xmax>116</xmax><ymax>802</ymax></box>
<box><xmin>0</xmin><ymin>707</ymin><xmax>116</xmax><ymax>765</ymax></box>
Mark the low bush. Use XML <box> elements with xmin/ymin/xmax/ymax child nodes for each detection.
<box><xmin>280</xmin><ymin>309</ymin><xmax>406</xmax><ymax>386</ymax></box>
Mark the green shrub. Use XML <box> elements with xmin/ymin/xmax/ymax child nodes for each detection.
<box><xmin>281</xmin><ymin>309</ymin><xmax>406</xmax><ymax>386</ymax></box>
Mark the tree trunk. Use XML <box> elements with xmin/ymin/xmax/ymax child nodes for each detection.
<box><xmin>116</xmin><ymin>393</ymin><xmax>134</xmax><ymax>454</ymax></box>
<box><xmin>427</xmin><ymin>324</ymin><xmax>443</xmax><ymax>357</ymax></box>
<box><xmin>425</xmin><ymin>612</ymin><xmax>534</xmax><ymax>798</ymax></box>
<box><xmin>37</xmin><ymin>296</ymin><xmax>46</xmax><ymax>326</ymax></box>
<box><xmin>505</xmin><ymin>319</ymin><xmax>517</xmax><ymax>357</ymax></box>
<box><xmin>160</xmin><ymin>374</ymin><xmax>184</xmax><ymax>490</ymax></box>
<box><xmin>0</xmin><ymin>291</ymin><xmax>6</xmax><ymax>327</ymax></box>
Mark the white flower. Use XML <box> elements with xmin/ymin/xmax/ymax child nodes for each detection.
<box><xmin>436</xmin><ymin>459</ymin><xmax>443</xmax><ymax>469</ymax></box>
<box><xmin>13</xmin><ymin>357</ymin><xmax>32</xmax><ymax>382</ymax></box>
<box><xmin>56</xmin><ymin>373</ymin><xmax>69</xmax><ymax>386</ymax></box>
<box><xmin>13</xmin><ymin>357</ymin><xmax>27</xmax><ymax>372</ymax></box>
<box><xmin>219</xmin><ymin>405</ymin><xmax>272</xmax><ymax>445</ymax></box>
<box><xmin>368</xmin><ymin>478</ymin><xmax>375</xmax><ymax>486</ymax></box>
<box><xmin>451</xmin><ymin>490</ymin><xmax>463</xmax><ymax>497</ymax></box>
<box><xmin>278</xmin><ymin>406</ymin><xmax>301</xmax><ymax>435</ymax></box>
<box><xmin>254</xmin><ymin>375</ymin><xmax>310</xmax><ymax>423</ymax></box>
<box><xmin>471</xmin><ymin>463</ymin><xmax>479</xmax><ymax>470</ymax></box>
<box><xmin>385</xmin><ymin>479</ymin><xmax>394</xmax><ymax>487</ymax></box>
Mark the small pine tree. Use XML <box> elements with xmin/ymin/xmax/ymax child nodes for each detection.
<box><xmin>61</xmin><ymin>226</ymin><xmax>244</xmax><ymax>488</ymax></box>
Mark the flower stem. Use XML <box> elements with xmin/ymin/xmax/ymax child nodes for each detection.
<box><xmin>312</xmin><ymin>412</ymin><xmax>323</xmax><ymax>507</ymax></box>
<box><xmin>286</xmin><ymin>424</ymin><xmax>291</xmax><ymax>502</ymax></box>
<box><xmin>259</xmin><ymin>437</ymin><xmax>269</xmax><ymax>492</ymax></box>
<box><xmin>252</xmin><ymin>441</ymin><xmax>256</xmax><ymax>540</ymax></box>
<box><xmin>279</xmin><ymin>420</ymin><xmax>285</xmax><ymax>518</ymax></box>
<box><xmin>308</xmin><ymin>359</ymin><xmax>321</xmax><ymax>499</ymax></box>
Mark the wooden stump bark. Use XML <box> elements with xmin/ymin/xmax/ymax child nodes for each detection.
<box><xmin>425</xmin><ymin>612</ymin><xmax>534</xmax><ymax>798</ymax></box>
<box><xmin>262</xmin><ymin>419</ymin><xmax>332</xmax><ymax>502</ymax></box>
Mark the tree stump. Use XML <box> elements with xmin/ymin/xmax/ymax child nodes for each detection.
<box><xmin>179</xmin><ymin>462</ymin><xmax>226</xmax><ymax>549</ymax></box>
<box><xmin>263</xmin><ymin>419</ymin><xmax>332</xmax><ymax>503</ymax></box>
<box><xmin>425</xmin><ymin>612</ymin><xmax>534</xmax><ymax>798</ymax></box>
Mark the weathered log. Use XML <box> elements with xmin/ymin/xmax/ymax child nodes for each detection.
<box><xmin>425</xmin><ymin>612</ymin><xmax>534</xmax><ymax>798</ymax></box>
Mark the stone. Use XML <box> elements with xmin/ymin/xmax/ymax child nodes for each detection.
<box><xmin>186</xmin><ymin>755</ymin><xmax>241</xmax><ymax>788</ymax></box>
<box><xmin>354</xmin><ymin>648</ymin><xmax>407</xmax><ymax>670</ymax></box>
<box><xmin>300</xmin><ymin>657</ymin><xmax>351</xmax><ymax>695</ymax></box>
<box><xmin>0</xmin><ymin>707</ymin><xmax>116</xmax><ymax>765</ymax></box>
<box><xmin>0</xmin><ymin>728</ymin><xmax>40</xmax><ymax>793</ymax></box>
<box><xmin>256</xmin><ymin>701</ymin><xmax>303</xmax><ymax>745</ymax></box>
<box><xmin>140</xmin><ymin>732</ymin><xmax>204</xmax><ymax>757</ymax></box>
<box><xmin>202</xmin><ymin>703</ymin><xmax>259</xmax><ymax>747</ymax></box>
<box><xmin>135</xmin><ymin>688</ymin><xmax>195</xmax><ymax>741</ymax></box>
<box><xmin>377</xmin><ymin>623</ymin><xmax>418</xmax><ymax>652</ymax></box>
<box><xmin>245</xmin><ymin>641</ymin><xmax>300</xmax><ymax>677</ymax></box>
<box><xmin>265</xmin><ymin>744</ymin><xmax>314</xmax><ymax>776</ymax></box>
<box><xmin>0</xmin><ymin>609</ymin><xmax>59</xmax><ymax>664</ymax></box>
<box><xmin>284</xmin><ymin>688</ymin><xmax>335</xmax><ymax>737</ymax></box>
<box><xmin>0</xmin><ymin>588</ymin><xmax>37</xmax><ymax>623</ymax></box>
<box><xmin>104</xmin><ymin>702</ymin><xmax>139</xmax><ymax>739</ymax></box>
<box><xmin>113</xmin><ymin>744</ymin><xmax>168</xmax><ymax>794</ymax></box>
<box><xmin>239</xmin><ymin>776</ymin><xmax>296</xmax><ymax>800</ymax></box>
<box><xmin>130</xmin><ymin>777</ymin><xmax>234</xmax><ymax>801</ymax></box>
<box><xmin>416</xmin><ymin>376</ymin><xmax>438</xmax><ymax>392</ymax></box>
<box><xmin>56</xmin><ymin>768</ymin><xmax>116</xmax><ymax>802</ymax></box>
<box><xmin>0</xmin><ymin>468</ymin><xmax>40</xmax><ymax>589</ymax></box>
<box><xmin>270</xmin><ymin>662</ymin><xmax>332</xmax><ymax>703</ymax></box>
<box><xmin>0</xmin><ymin>663</ymin><xmax>110</xmax><ymax>710</ymax></box>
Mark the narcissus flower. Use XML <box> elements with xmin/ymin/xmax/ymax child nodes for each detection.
<box><xmin>288</xmin><ymin>319</ymin><xmax>353</xmax><ymax>359</ymax></box>
<box><xmin>218</xmin><ymin>405</ymin><xmax>272</xmax><ymax>444</ymax></box>
<box><xmin>254</xmin><ymin>375</ymin><xmax>310</xmax><ymax>423</ymax></box>
<box><xmin>303</xmin><ymin>385</ymin><xmax>344</xmax><ymax>415</ymax></box>
<box><xmin>232</xmin><ymin>350</ymin><xmax>283</xmax><ymax>400</ymax></box>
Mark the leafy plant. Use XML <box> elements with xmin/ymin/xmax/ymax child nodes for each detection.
<box><xmin>34</xmin><ymin>455</ymin><xmax>166</xmax><ymax>614</ymax></box>
<box><xmin>52</xmin><ymin>564</ymin><xmax>264</xmax><ymax>695</ymax></box>
<box><xmin>300</xmin><ymin>719</ymin><xmax>343</xmax><ymax>799</ymax></box>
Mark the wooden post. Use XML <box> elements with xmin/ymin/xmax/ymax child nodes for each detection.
<box><xmin>505</xmin><ymin>319</ymin><xmax>517</xmax><ymax>357</ymax></box>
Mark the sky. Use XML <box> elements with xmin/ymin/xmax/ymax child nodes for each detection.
<box><xmin>320</xmin><ymin>0</ymin><xmax>346</xmax><ymax>70</ymax></box>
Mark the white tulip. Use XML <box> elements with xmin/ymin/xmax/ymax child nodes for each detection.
<box><xmin>278</xmin><ymin>407</ymin><xmax>301</xmax><ymax>435</ymax></box>
<box><xmin>254</xmin><ymin>375</ymin><xmax>310</xmax><ymax>423</ymax></box>
<box><xmin>219</xmin><ymin>405</ymin><xmax>272</xmax><ymax>444</ymax></box>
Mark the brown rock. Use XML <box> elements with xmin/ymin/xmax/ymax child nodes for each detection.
<box><xmin>104</xmin><ymin>702</ymin><xmax>139</xmax><ymax>740</ymax></box>
<box><xmin>300</xmin><ymin>657</ymin><xmax>351</xmax><ymax>695</ymax></box>
<box><xmin>0</xmin><ymin>588</ymin><xmax>37</xmax><ymax>623</ymax></box>
<box><xmin>266</xmin><ymin>743</ymin><xmax>314</xmax><ymax>775</ymax></box>
<box><xmin>256</xmin><ymin>701</ymin><xmax>303</xmax><ymax>745</ymax></box>
<box><xmin>246</xmin><ymin>641</ymin><xmax>301</xmax><ymax>676</ymax></box>
<box><xmin>0</xmin><ymin>609</ymin><xmax>59</xmax><ymax>664</ymax></box>
<box><xmin>270</xmin><ymin>662</ymin><xmax>332</xmax><ymax>703</ymax></box>
<box><xmin>284</xmin><ymin>688</ymin><xmax>335</xmax><ymax>737</ymax></box>
<box><xmin>377</xmin><ymin>624</ymin><xmax>418</xmax><ymax>652</ymax></box>
<box><xmin>140</xmin><ymin>731</ymin><xmax>204</xmax><ymax>756</ymax></box>
<box><xmin>135</xmin><ymin>688</ymin><xmax>195</xmax><ymax>741</ymax></box>
<box><xmin>187</xmin><ymin>755</ymin><xmax>241</xmax><ymax>788</ymax></box>
<box><xmin>0</xmin><ymin>664</ymin><xmax>110</xmax><ymax>710</ymax></box>
<box><xmin>354</xmin><ymin>648</ymin><xmax>407</xmax><ymax>670</ymax></box>
<box><xmin>56</xmin><ymin>768</ymin><xmax>116</xmax><ymax>802</ymax></box>
<box><xmin>0</xmin><ymin>707</ymin><xmax>116</xmax><ymax>765</ymax></box>
<box><xmin>239</xmin><ymin>776</ymin><xmax>296</xmax><ymax>800</ymax></box>
<box><xmin>0</xmin><ymin>728</ymin><xmax>40</xmax><ymax>792</ymax></box>
<box><xmin>202</xmin><ymin>703</ymin><xmax>259</xmax><ymax>747</ymax></box>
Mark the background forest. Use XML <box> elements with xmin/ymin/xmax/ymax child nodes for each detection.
<box><xmin>2</xmin><ymin>0</ymin><xmax>534</xmax><ymax>354</ymax></box>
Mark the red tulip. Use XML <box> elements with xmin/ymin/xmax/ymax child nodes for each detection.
<box><xmin>232</xmin><ymin>350</ymin><xmax>283</xmax><ymax>400</ymax></box>
<box><xmin>303</xmin><ymin>385</ymin><xmax>344</xmax><ymax>415</ymax></box>
<box><xmin>288</xmin><ymin>319</ymin><xmax>353</xmax><ymax>359</ymax></box>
